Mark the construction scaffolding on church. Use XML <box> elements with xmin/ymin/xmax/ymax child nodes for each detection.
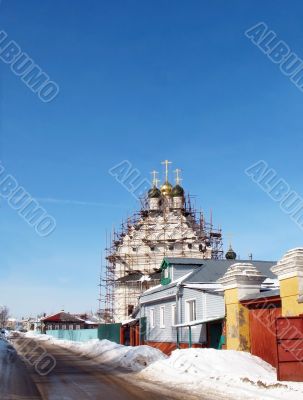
<box><xmin>99</xmin><ymin>161</ymin><xmax>224</xmax><ymax>323</ymax></box>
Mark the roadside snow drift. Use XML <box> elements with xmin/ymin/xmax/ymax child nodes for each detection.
<box><xmin>139</xmin><ymin>348</ymin><xmax>303</xmax><ymax>400</ymax></box>
<box><xmin>25</xmin><ymin>332</ymin><xmax>165</xmax><ymax>372</ymax></box>
<box><xmin>25</xmin><ymin>333</ymin><xmax>303</xmax><ymax>400</ymax></box>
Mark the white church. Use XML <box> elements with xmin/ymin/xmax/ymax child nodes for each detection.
<box><xmin>104</xmin><ymin>161</ymin><xmax>228</xmax><ymax>322</ymax></box>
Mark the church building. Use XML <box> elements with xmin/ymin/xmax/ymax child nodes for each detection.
<box><xmin>103</xmin><ymin>161</ymin><xmax>225</xmax><ymax>322</ymax></box>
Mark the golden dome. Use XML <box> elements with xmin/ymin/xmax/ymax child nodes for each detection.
<box><xmin>160</xmin><ymin>181</ymin><xmax>173</xmax><ymax>196</ymax></box>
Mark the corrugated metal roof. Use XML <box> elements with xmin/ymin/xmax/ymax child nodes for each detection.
<box><xmin>141</xmin><ymin>258</ymin><xmax>276</xmax><ymax>297</ymax></box>
<box><xmin>188</xmin><ymin>259</ymin><xmax>276</xmax><ymax>283</ymax></box>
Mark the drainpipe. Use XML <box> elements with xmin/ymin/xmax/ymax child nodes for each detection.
<box><xmin>175</xmin><ymin>283</ymin><xmax>182</xmax><ymax>349</ymax></box>
<box><xmin>188</xmin><ymin>325</ymin><xmax>192</xmax><ymax>348</ymax></box>
<box><xmin>138</xmin><ymin>295</ymin><xmax>142</xmax><ymax>346</ymax></box>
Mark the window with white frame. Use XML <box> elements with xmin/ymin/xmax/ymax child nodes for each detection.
<box><xmin>55</xmin><ymin>324</ymin><xmax>59</xmax><ymax>330</ymax></box>
<box><xmin>69</xmin><ymin>324</ymin><xmax>74</xmax><ymax>330</ymax></box>
<box><xmin>150</xmin><ymin>308</ymin><xmax>155</xmax><ymax>328</ymax></box>
<box><xmin>62</xmin><ymin>324</ymin><xmax>66</xmax><ymax>330</ymax></box>
<box><xmin>186</xmin><ymin>299</ymin><xmax>196</xmax><ymax>322</ymax></box>
<box><xmin>171</xmin><ymin>304</ymin><xmax>177</xmax><ymax>326</ymax></box>
<box><xmin>76</xmin><ymin>325</ymin><xmax>81</xmax><ymax>330</ymax></box>
<box><xmin>160</xmin><ymin>306</ymin><xmax>165</xmax><ymax>328</ymax></box>
<box><xmin>164</xmin><ymin>267</ymin><xmax>169</xmax><ymax>279</ymax></box>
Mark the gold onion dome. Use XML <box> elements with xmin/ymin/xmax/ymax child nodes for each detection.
<box><xmin>160</xmin><ymin>181</ymin><xmax>173</xmax><ymax>196</ymax></box>
<box><xmin>148</xmin><ymin>186</ymin><xmax>161</xmax><ymax>198</ymax></box>
<box><xmin>172</xmin><ymin>184</ymin><xmax>184</xmax><ymax>197</ymax></box>
<box><xmin>225</xmin><ymin>245</ymin><xmax>237</xmax><ymax>260</ymax></box>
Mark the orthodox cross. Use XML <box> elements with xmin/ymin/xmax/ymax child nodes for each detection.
<box><xmin>226</xmin><ymin>232</ymin><xmax>234</xmax><ymax>248</ymax></box>
<box><xmin>161</xmin><ymin>160</ymin><xmax>172</xmax><ymax>182</ymax></box>
<box><xmin>174</xmin><ymin>168</ymin><xmax>182</xmax><ymax>185</ymax></box>
<box><xmin>151</xmin><ymin>170</ymin><xmax>158</xmax><ymax>186</ymax></box>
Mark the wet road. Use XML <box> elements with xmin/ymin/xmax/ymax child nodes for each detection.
<box><xmin>0</xmin><ymin>338</ymin><xmax>41</xmax><ymax>399</ymax></box>
<box><xmin>2</xmin><ymin>337</ymin><xmax>200</xmax><ymax>400</ymax></box>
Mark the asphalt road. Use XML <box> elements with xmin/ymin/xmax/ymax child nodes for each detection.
<box><xmin>0</xmin><ymin>338</ymin><xmax>41</xmax><ymax>399</ymax></box>
<box><xmin>2</xmin><ymin>337</ymin><xmax>202</xmax><ymax>400</ymax></box>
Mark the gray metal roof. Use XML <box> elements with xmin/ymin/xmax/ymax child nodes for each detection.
<box><xmin>141</xmin><ymin>259</ymin><xmax>276</xmax><ymax>297</ymax></box>
<box><xmin>164</xmin><ymin>257</ymin><xmax>205</xmax><ymax>265</ymax></box>
<box><xmin>187</xmin><ymin>259</ymin><xmax>276</xmax><ymax>283</ymax></box>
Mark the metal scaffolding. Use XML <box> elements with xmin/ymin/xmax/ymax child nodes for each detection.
<box><xmin>99</xmin><ymin>191</ymin><xmax>223</xmax><ymax>322</ymax></box>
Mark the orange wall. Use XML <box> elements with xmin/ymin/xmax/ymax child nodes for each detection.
<box><xmin>145</xmin><ymin>341</ymin><xmax>205</xmax><ymax>355</ymax></box>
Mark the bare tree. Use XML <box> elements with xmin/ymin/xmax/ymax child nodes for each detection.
<box><xmin>0</xmin><ymin>306</ymin><xmax>9</xmax><ymax>328</ymax></box>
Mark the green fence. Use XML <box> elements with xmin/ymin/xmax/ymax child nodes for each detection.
<box><xmin>140</xmin><ymin>317</ymin><xmax>147</xmax><ymax>343</ymax></box>
<box><xmin>47</xmin><ymin>329</ymin><xmax>98</xmax><ymax>342</ymax></box>
<box><xmin>98</xmin><ymin>323</ymin><xmax>121</xmax><ymax>343</ymax></box>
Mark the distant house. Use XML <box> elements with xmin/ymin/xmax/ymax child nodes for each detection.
<box><xmin>139</xmin><ymin>257</ymin><xmax>276</xmax><ymax>354</ymax></box>
<box><xmin>41</xmin><ymin>311</ymin><xmax>98</xmax><ymax>332</ymax></box>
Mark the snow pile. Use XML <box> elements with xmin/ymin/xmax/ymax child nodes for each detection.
<box><xmin>139</xmin><ymin>348</ymin><xmax>303</xmax><ymax>400</ymax></box>
<box><xmin>24</xmin><ymin>333</ymin><xmax>303</xmax><ymax>399</ymax></box>
<box><xmin>24</xmin><ymin>332</ymin><xmax>165</xmax><ymax>372</ymax></box>
<box><xmin>59</xmin><ymin>338</ymin><xmax>166</xmax><ymax>371</ymax></box>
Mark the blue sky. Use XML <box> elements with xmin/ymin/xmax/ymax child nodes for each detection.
<box><xmin>1</xmin><ymin>0</ymin><xmax>303</xmax><ymax>317</ymax></box>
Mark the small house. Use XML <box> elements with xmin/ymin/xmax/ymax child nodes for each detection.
<box><xmin>139</xmin><ymin>257</ymin><xmax>275</xmax><ymax>354</ymax></box>
<box><xmin>41</xmin><ymin>311</ymin><xmax>98</xmax><ymax>332</ymax></box>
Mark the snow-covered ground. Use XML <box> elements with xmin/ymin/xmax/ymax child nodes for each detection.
<box><xmin>23</xmin><ymin>332</ymin><xmax>166</xmax><ymax>372</ymax></box>
<box><xmin>23</xmin><ymin>332</ymin><xmax>303</xmax><ymax>400</ymax></box>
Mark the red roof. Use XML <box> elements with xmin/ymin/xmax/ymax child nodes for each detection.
<box><xmin>41</xmin><ymin>312</ymin><xmax>83</xmax><ymax>323</ymax></box>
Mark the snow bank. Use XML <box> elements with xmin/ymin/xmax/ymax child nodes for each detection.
<box><xmin>24</xmin><ymin>332</ymin><xmax>165</xmax><ymax>372</ymax></box>
<box><xmin>25</xmin><ymin>332</ymin><xmax>303</xmax><ymax>399</ymax></box>
<box><xmin>139</xmin><ymin>348</ymin><xmax>303</xmax><ymax>400</ymax></box>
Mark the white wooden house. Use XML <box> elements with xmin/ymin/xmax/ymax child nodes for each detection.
<box><xmin>139</xmin><ymin>257</ymin><xmax>275</xmax><ymax>353</ymax></box>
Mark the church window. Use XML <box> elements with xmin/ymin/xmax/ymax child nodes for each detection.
<box><xmin>128</xmin><ymin>304</ymin><xmax>134</xmax><ymax>315</ymax></box>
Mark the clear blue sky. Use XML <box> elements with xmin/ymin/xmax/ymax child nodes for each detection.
<box><xmin>1</xmin><ymin>0</ymin><xmax>303</xmax><ymax>318</ymax></box>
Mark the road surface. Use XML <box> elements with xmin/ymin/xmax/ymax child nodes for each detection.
<box><xmin>1</xmin><ymin>337</ymin><xmax>210</xmax><ymax>400</ymax></box>
<box><xmin>0</xmin><ymin>338</ymin><xmax>41</xmax><ymax>399</ymax></box>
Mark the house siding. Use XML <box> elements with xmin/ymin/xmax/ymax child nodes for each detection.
<box><xmin>142</xmin><ymin>298</ymin><xmax>177</xmax><ymax>342</ymax></box>
<box><xmin>141</xmin><ymin>286</ymin><xmax>224</xmax><ymax>345</ymax></box>
<box><xmin>171</xmin><ymin>265</ymin><xmax>196</xmax><ymax>281</ymax></box>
